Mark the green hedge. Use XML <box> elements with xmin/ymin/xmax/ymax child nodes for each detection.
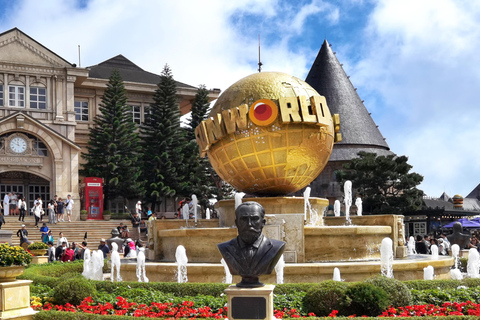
<box><xmin>404</xmin><ymin>278</ymin><xmax>480</xmax><ymax>290</ymax></box>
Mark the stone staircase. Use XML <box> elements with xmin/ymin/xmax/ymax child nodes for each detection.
<box><xmin>2</xmin><ymin>216</ymin><xmax>133</xmax><ymax>247</ymax></box>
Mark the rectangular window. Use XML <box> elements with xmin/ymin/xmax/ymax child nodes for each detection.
<box><xmin>144</xmin><ymin>106</ymin><xmax>152</xmax><ymax>125</ymax></box>
<box><xmin>0</xmin><ymin>85</ymin><xmax>3</xmax><ymax>106</ymax></box>
<box><xmin>30</xmin><ymin>87</ymin><xmax>47</xmax><ymax>109</ymax></box>
<box><xmin>130</xmin><ymin>105</ymin><xmax>141</xmax><ymax>124</ymax></box>
<box><xmin>9</xmin><ymin>86</ymin><xmax>25</xmax><ymax>107</ymax></box>
<box><xmin>74</xmin><ymin>101</ymin><xmax>89</xmax><ymax>121</ymax></box>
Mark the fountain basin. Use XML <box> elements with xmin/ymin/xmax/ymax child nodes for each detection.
<box><xmin>216</xmin><ymin>197</ymin><xmax>329</xmax><ymax>227</ymax></box>
<box><xmin>160</xmin><ymin>228</ymin><xmax>236</xmax><ymax>263</ymax></box>
<box><xmin>121</xmin><ymin>255</ymin><xmax>453</xmax><ymax>283</ymax></box>
<box><xmin>305</xmin><ymin>225</ymin><xmax>392</xmax><ymax>261</ymax></box>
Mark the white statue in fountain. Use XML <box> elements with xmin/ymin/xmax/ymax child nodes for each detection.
<box><xmin>274</xmin><ymin>254</ymin><xmax>285</xmax><ymax>284</ymax></box>
<box><xmin>380</xmin><ymin>237</ymin><xmax>394</xmax><ymax>278</ymax></box>
<box><xmin>355</xmin><ymin>197</ymin><xmax>362</xmax><ymax>216</ymax></box>
<box><xmin>92</xmin><ymin>250</ymin><xmax>105</xmax><ymax>281</ymax></box>
<box><xmin>303</xmin><ymin>187</ymin><xmax>320</xmax><ymax>226</ymax></box>
<box><xmin>192</xmin><ymin>194</ymin><xmax>198</xmax><ymax>224</ymax></box>
<box><xmin>82</xmin><ymin>248</ymin><xmax>92</xmax><ymax>279</ymax></box>
<box><xmin>175</xmin><ymin>245</ymin><xmax>188</xmax><ymax>283</ymax></box>
<box><xmin>424</xmin><ymin>265</ymin><xmax>434</xmax><ymax>280</ymax></box>
<box><xmin>450</xmin><ymin>244</ymin><xmax>463</xmax><ymax>280</ymax></box>
<box><xmin>333</xmin><ymin>267</ymin><xmax>342</xmax><ymax>281</ymax></box>
<box><xmin>220</xmin><ymin>258</ymin><xmax>232</xmax><ymax>284</ymax></box>
<box><xmin>136</xmin><ymin>247</ymin><xmax>149</xmax><ymax>282</ymax></box>
<box><xmin>234</xmin><ymin>192</ymin><xmax>245</xmax><ymax>210</ymax></box>
<box><xmin>430</xmin><ymin>245</ymin><xmax>439</xmax><ymax>259</ymax></box>
<box><xmin>344</xmin><ymin>181</ymin><xmax>352</xmax><ymax>224</ymax></box>
<box><xmin>110</xmin><ymin>242</ymin><xmax>122</xmax><ymax>282</ymax></box>
<box><xmin>407</xmin><ymin>236</ymin><xmax>416</xmax><ymax>255</ymax></box>
<box><xmin>467</xmin><ymin>248</ymin><xmax>480</xmax><ymax>278</ymax></box>
<box><xmin>334</xmin><ymin>200</ymin><xmax>341</xmax><ymax>217</ymax></box>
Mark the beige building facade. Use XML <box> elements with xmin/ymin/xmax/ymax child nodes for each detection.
<box><xmin>0</xmin><ymin>28</ymin><xmax>219</xmax><ymax>219</ymax></box>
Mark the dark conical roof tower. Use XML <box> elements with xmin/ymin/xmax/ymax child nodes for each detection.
<box><xmin>306</xmin><ymin>39</ymin><xmax>392</xmax><ymax>160</ymax></box>
<box><xmin>303</xmin><ymin>39</ymin><xmax>393</xmax><ymax>200</ymax></box>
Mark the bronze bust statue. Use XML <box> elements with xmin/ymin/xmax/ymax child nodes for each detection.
<box><xmin>447</xmin><ymin>222</ymin><xmax>471</xmax><ymax>249</ymax></box>
<box><xmin>217</xmin><ymin>201</ymin><xmax>286</xmax><ymax>288</ymax></box>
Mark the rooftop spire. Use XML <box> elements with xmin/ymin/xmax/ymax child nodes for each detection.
<box><xmin>305</xmin><ymin>39</ymin><xmax>392</xmax><ymax>161</ymax></box>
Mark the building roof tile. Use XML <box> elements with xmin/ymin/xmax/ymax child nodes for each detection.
<box><xmin>305</xmin><ymin>39</ymin><xmax>392</xmax><ymax>161</ymax></box>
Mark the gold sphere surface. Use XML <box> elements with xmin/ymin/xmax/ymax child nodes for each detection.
<box><xmin>207</xmin><ymin>72</ymin><xmax>335</xmax><ymax>195</ymax></box>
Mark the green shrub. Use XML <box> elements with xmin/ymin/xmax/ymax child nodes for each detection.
<box><xmin>302</xmin><ymin>281</ymin><xmax>350</xmax><ymax>316</ymax></box>
<box><xmin>404</xmin><ymin>279</ymin><xmax>463</xmax><ymax>290</ymax></box>
<box><xmin>345</xmin><ymin>282</ymin><xmax>389</xmax><ymax>316</ymax></box>
<box><xmin>53</xmin><ymin>275</ymin><xmax>97</xmax><ymax>305</ymax></box>
<box><xmin>364</xmin><ymin>275</ymin><xmax>412</xmax><ymax>307</ymax></box>
<box><xmin>411</xmin><ymin>286</ymin><xmax>480</xmax><ymax>305</ymax></box>
<box><xmin>28</xmin><ymin>242</ymin><xmax>49</xmax><ymax>250</ymax></box>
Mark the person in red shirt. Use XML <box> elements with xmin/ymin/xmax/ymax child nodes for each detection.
<box><xmin>61</xmin><ymin>244</ymin><xmax>75</xmax><ymax>262</ymax></box>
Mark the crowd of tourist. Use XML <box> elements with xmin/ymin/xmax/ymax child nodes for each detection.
<box><xmin>1</xmin><ymin>192</ymin><xmax>74</xmax><ymax>224</ymax></box>
<box><xmin>414</xmin><ymin>234</ymin><xmax>450</xmax><ymax>255</ymax></box>
<box><xmin>414</xmin><ymin>230</ymin><xmax>480</xmax><ymax>255</ymax></box>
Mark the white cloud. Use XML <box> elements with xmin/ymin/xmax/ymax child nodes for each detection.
<box><xmin>350</xmin><ymin>0</ymin><xmax>480</xmax><ymax>197</ymax></box>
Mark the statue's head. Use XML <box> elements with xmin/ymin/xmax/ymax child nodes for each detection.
<box><xmin>111</xmin><ymin>228</ymin><xmax>120</xmax><ymax>237</ymax></box>
<box><xmin>453</xmin><ymin>222</ymin><xmax>463</xmax><ymax>233</ymax></box>
<box><xmin>235</xmin><ymin>201</ymin><xmax>266</xmax><ymax>245</ymax></box>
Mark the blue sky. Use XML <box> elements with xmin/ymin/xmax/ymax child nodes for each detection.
<box><xmin>0</xmin><ymin>0</ymin><xmax>479</xmax><ymax>198</ymax></box>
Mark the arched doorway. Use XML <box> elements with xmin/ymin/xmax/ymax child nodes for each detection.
<box><xmin>0</xmin><ymin>171</ymin><xmax>50</xmax><ymax>214</ymax></box>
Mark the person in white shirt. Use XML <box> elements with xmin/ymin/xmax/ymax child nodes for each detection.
<box><xmin>33</xmin><ymin>202</ymin><xmax>42</xmax><ymax>227</ymax></box>
<box><xmin>135</xmin><ymin>201</ymin><xmax>142</xmax><ymax>216</ymax></box>
<box><xmin>3</xmin><ymin>193</ymin><xmax>10</xmax><ymax>216</ymax></box>
<box><xmin>10</xmin><ymin>192</ymin><xmax>17</xmax><ymax>215</ymax></box>
<box><xmin>65</xmin><ymin>195</ymin><xmax>74</xmax><ymax>222</ymax></box>
<box><xmin>17</xmin><ymin>196</ymin><xmax>26</xmax><ymax>222</ymax></box>
<box><xmin>57</xmin><ymin>232</ymin><xmax>69</xmax><ymax>247</ymax></box>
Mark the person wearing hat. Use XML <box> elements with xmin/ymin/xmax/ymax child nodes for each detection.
<box><xmin>98</xmin><ymin>238</ymin><xmax>110</xmax><ymax>259</ymax></box>
<box><xmin>16</xmin><ymin>224</ymin><xmax>29</xmax><ymax>246</ymax></box>
<box><xmin>147</xmin><ymin>207</ymin><xmax>155</xmax><ymax>221</ymax></box>
<box><xmin>124</xmin><ymin>238</ymin><xmax>136</xmax><ymax>258</ymax></box>
<box><xmin>130</xmin><ymin>212</ymin><xmax>141</xmax><ymax>240</ymax></box>
<box><xmin>135</xmin><ymin>201</ymin><xmax>142</xmax><ymax>216</ymax></box>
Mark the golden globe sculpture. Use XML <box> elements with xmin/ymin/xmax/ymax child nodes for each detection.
<box><xmin>195</xmin><ymin>72</ymin><xmax>341</xmax><ymax>196</ymax></box>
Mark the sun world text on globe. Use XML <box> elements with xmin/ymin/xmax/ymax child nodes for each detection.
<box><xmin>194</xmin><ymin>72</ymin><xmax>341</xmax><ymax>196</ymax></box>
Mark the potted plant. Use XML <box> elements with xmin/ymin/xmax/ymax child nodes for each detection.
<box><xmin>28</xmin><ymin>242</ymin><xmax>48</xmax><ymax>256</ymax></box>
<box><xmin>103</xmin><ymin>210</ymin><xmax>112</xmax><ymax>221</ymax></box>
<box><xmin>80</xmin><ymin>210</ymin><xmax>88</xmax><ymax>221</ymax></box>
<box><xmin>0</xmin><ymin>243</ymin><xmax>32</xmax><ymax>281</ymax></box>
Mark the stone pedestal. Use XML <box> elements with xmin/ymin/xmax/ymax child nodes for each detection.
<box><xmin>225</xmin><ymin>285</ymin><xmax>275</xmax><ymax>320</ymax></box>
<box><xmin>0</xmin><ymin>232</ymin><xmax>12</xmax><ymax>245</ymax></box>
<box><xmin>460</xmin><ymin>249</ymin><xmax>469</xmax><ymax>258</ymax></box>
<box><xmin>30</xmin><ymin>256</ymin><xmax>48</xmax><ymax>265</ymax></box>
<box><xmin>396</xmin><ymin>246</ymin><xmax>407</xmax><ymax>258</ymax></box>
<box><xmin>0</xmin><ymin>280</ymin><xmax>35</xmax><ymax>319</ymax></box>
<box><xmin>217</xmin><ymin>197</ymin><xmax>328</xmax><ymax>228</ymax></box>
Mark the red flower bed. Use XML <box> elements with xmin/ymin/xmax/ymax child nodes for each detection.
<box><xmin>34</xmin><ymin>297</ymin><xmax>480</xmax><ymax>318</ymax></box>
<box><xmin>378</xmin><ymin>302</ymin><xmax>480</xmax><ymax>317</ymax></box>
<box><xmin>35</xmin><ymin>297</ymin><xmax>228</xmax><ymax>318</ymax></box>
<box><xmin>34</xmin><ymin>296</ymin><xmax>315</xmax><ymax>318</ymax></box>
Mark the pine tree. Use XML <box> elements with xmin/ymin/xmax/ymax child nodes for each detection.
<box><xmin>182</xmin><ymin>85</ymin><xmax>234</xmax><ymax>210</ymax></box>
<box><xmin>141</xmin><ymin>64</ymin><xmax>185</xmax><ymax>210</ymax></box>
<box><xmin>336</xmin><ymin>152</ymin><xmax>424</xmax><ymax>214</ymax></box>
<box><xmin>81</xmin><ymin>70</ymin><xmax>143</xmax><ymax>209</ymax></box>
<box><xmin>186</xmin><ymin>85</ymin><xmax>210</xmax><ymax>141</ymax></box>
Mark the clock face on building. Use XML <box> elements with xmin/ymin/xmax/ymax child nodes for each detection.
<box><xmin>9</xmin><ymin>136</ymin><xmax>28</xmax><ymax>154</ymax></box>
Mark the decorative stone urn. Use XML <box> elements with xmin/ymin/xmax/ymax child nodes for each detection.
<box><xmin>30</xmin><ymin>249</ymin><xmax>47</xmax><ymax>256</ymax></box>
<box><xmin>0</xmin><ymin>265</ymin><xmax>24</xmax><ymax>281</ymax></box>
